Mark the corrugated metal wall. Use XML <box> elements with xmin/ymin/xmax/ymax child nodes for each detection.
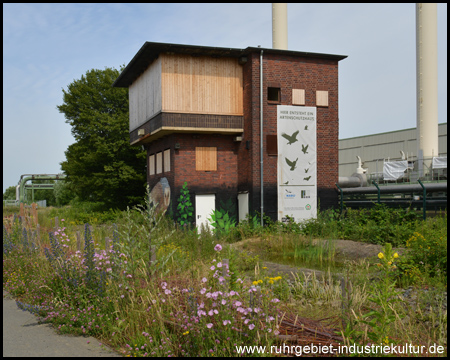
<box><xmin>339</xmin><ymin>123</ymin><xmax>447</xmax><ymax>177</ymax></box>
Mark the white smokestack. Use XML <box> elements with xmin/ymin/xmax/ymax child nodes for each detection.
<box><xmin>272</xmin><ymin>3</ymin><xmax>288</xmax><ymax>50</ymax></box>
<box><xmin>416</xmin><ymin>3</ymin><xmax>439</xmax><ymax>172</ymax></box>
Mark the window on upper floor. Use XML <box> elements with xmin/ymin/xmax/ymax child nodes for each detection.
<box><xmin>268</xmin><ymin>87</ymin><xmax>281</xmax><ymax>103</ymax></box>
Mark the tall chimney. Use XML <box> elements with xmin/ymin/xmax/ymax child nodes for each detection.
<box><xmin>416</xmin><ymin>3</ymin><xmax>438</xmax><ymax>175</ymax></box>
<box><xmin>272</xmin><ymin>3</ymin><xmax>288</xmax><ymax>50</ymax></box>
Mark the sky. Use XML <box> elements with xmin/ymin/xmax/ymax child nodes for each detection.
<box><xmin>3</xmin><ymin>3</ymin><xmax>447</xmax><ymax>194</ymax></box>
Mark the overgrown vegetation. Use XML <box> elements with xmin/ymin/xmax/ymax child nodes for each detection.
<box><xmin>3</xmin><ymin>196</ymin><xmax>447</xmax><ymax>357</ymax></box>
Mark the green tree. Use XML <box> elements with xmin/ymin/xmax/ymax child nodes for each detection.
<box><xmin>3</xmin><ymin>185</ymin><xmax>17</xmax><ymax>200</ymax></box>
<box><xmin>53</xmin><ymin>180</ymin><xmax>75</xmax><ymax>207</ymax></box>
<box><xmin>57</xmin><ymin>67</ymin><xmax>146</xmax><ymax>210</ymax></box>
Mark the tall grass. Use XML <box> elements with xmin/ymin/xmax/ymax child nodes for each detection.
<box><xmin>3</xmin><ymin>198</ymin><xmax>447</xmax><ymax>356</ymax></box>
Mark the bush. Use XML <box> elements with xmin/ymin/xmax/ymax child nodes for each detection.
<box><xmin>396</xmin><ymin>231</ymin><xmax>447</xmax><ymax>284</ymax></box>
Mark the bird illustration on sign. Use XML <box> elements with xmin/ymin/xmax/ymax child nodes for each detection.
<box><xmin>281</xmin><ymin>130</ymin><xmax>299</xmax><ymax>145</ymax></box>
<box><xmin>301</xmin><ymin>144</ymin><xmax>309</xmax><ymax>154</ymax></box>
<box><xmin>285</xmin><ymin>157</ymin><xmax>298</xmax><ymax>171</ymax></box>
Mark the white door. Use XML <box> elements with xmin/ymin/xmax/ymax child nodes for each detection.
<box><xmin>238</xmin><ymin>192</ymin><xmax>249</xmax><ymax>222</ymax></box>
<box><xmin>195</xmin><ymin>194</ymin><xmax>215</xmax><ymax>233</ymax></box>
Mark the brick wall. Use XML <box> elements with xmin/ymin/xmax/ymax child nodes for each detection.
<box><xmin>144</xmin><ymin>51</ymin><xmax>341</xmax><ymax>222</ymax></box>
<box><xmin>146</xmin><ymin>133</ymin><xmax>239</xmax><ymax>220</ymax></box>
<box><xmin>238</xmin><ymin>51</ymin><xmax>340</xmax><ymax>219</ymax></box>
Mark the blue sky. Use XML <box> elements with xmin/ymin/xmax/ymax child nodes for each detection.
<box><xmin>3</xmin><ymin>3</ymin><xmax>447</xmax><ymax>193</ymax></box>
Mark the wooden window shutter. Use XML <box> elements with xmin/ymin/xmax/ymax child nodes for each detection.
<box><xmin>164</xmin><ymin>149</ymin><xmax>170</xmax><ymax>172</ymax></box>
<box><xmin>149</xmin><ymin>155</ymin><xmax>155</xmax><ymax>176</ymax></box>
<box><xmin>196</xmin><ymin>147</ymin><xmax>217</xmax><ymax>171</ymax></box>
<box><xmin>292</xmin><ymin>89</ymin><xmax>305</xmax><ymax>106</ymax></box>
<box><xmin>316</xmin><ymin>90</ymin><xmax>329</xmax><ymax>107</ymax></box>
<box><xmin>156</xmin><ymin>152</ymin><xmax>162</xmax><ymax>174</ymax></box>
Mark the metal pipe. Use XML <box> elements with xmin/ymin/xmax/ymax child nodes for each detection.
<box><xmin>340</xmin><ymin>182</ymin><xmax>446</xmax><ymax>195</ymax></box>
<box><xmin>260</xmin><ymin>49</ymin><xmax>264</xmax><ymax>226</ymax></box>
<box><xmin>417</xmin><ymin>179</ymin><xmax>427</xmax><ymax>220</ymax></box>
<box><xmin>338</xmin><ymin>176</ymin><xmax>362</xmax><ymax>188</ymax></box>
<box><xmin>18</xmin><ymin>174</ymin><xmax>66</xmax><ymax>203</ymax></box>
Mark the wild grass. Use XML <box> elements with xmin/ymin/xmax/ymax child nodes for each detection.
<box><xmin>3</xmin><ymin>198</ymin><xmax>447</xmax><ymax>357</ymax></box>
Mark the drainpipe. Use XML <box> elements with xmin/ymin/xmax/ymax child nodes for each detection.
<box><xmin>260</xmin><ymin>49</ymin><xmax>264</xmax><ymax>226</ymax></box>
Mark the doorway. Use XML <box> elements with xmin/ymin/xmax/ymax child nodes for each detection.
<box><xmin>195</xmin><ymin>194</ymin><xmax>215</xmax><ymax>233</ymax></box>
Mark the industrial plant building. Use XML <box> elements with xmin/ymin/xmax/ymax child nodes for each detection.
<box><xmin>113</xmin><ymin>41</ymin><xmax>347</xmax><ymax>227</ymax></box>
<box><xmin>339</xmin><ymin>122</ymin><xmax>447</xmax><ymax>183</ymax></box>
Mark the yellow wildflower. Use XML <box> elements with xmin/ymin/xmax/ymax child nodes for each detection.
<box><xmin>393</xmin><ymin>253</ymin><xmax>399</xmax><ymax>258</ymax></box>
<box><xmin>378</xmin><ymin>252</ymin><xmax>384</xmax><ymax>259</ymax></box>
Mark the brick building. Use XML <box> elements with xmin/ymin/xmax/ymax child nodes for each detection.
<box><xmin>113</xmin><ymin>42</ymin><xmax>346</xmax><ymax>228</ymax></box>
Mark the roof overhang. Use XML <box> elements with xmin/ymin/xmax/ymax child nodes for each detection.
<box><xmin>113</xmin><ymin>41</ymin><xmax>347</xmax><ymax>88</ymax></box>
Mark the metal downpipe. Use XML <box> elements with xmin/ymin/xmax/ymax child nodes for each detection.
<box><xmin>260</xmin><ymin>49</ymin><xmax>264</xmax><ymax>226</ymax></box>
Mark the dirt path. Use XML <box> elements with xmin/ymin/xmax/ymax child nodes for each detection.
<box><xmin>232</xmin><ymin>238</ymin><xmax>405</xmax><ymax>280</ymax></box>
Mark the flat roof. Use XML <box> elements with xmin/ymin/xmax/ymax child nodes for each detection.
<box><xmin>113</xmin><ymin>41</ymin><xmax>347</xmax><ymax>88</ymax></box>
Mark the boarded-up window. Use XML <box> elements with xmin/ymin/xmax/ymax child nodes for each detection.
<box><xmin>164</xmin><ymin>149</ymin><xmax>171</xmax><ymax>172</ymax></box>
<box><xmin>196</xmin><ymin>147</ymin><xmax>217</xmax><ymax>171</ymax></box>
<box><xmin>266</xmin><ymin>135</ymin><xmax>277</xmax><ymax>156</ymax></box>
<box><xmin>149</xmin><ymin>155</ymin><xmax>155</xmax><ymax>176</ymax></box>
<box><xmin>156</xmin><ymin>152</ymin><xmax>162</xmax><ymax>174</ymax></box>
<box><xmin>292</xmin><ymin>89</ymin><xmax>305</xmax><ymax>106</ymax></box>
<box><xmin>316</xmin><ymin>90</ymin><xmax>329</xmax><ymax>107</ymax></box>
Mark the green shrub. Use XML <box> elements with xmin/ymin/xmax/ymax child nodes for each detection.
<box><xmin>396</xmin><ymin>230</ymin><xmax>447</xmax><ymax>284</ymax></box>
<box><xmin>176</xmin><ymin>182</ymin><xmax>194</xmax><ymax>227</ymax></box>
<box><xmin>208</xmin><ymin>208</ymin><xmax>236</xmax><ymax>236</ymax></box>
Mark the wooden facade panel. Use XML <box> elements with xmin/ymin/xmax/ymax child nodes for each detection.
<box><xmin>196</xmin><ymin>147</ymin><xmax>217</xmax><ymax>171</ymax></box>
<box><xmin>316</xmin><ymin>90</ymin><xmax>329</xmax><ymax>107</ymax></box>
<box><xmin>149</xmin><ymin>155</ymin><xmax>155</xmax><ymax>176</ymax></box>
<box><xmin>292</xmin><ymin>88</ymin><xmax>305</xmax><ymax>106</ymax></box>
<box><xmin>156</xmin><ymin>152</ymin><xmax>163</xmax><ymax>174</ymax></box>
<box><xmin>164</xmin><ymin>149</ymin><xmax>171</xmax><ymax>172</ymax></box>
<box><xmin>129</xmin><ymin>58</ymin><xmax>162</xmax><ymax>131</ymax></box>
<box><xmin>161</xmin><ymin>54</ymin><xmax>243</xmax><ymax>116</ymax></box>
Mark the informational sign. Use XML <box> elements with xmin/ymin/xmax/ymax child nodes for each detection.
<box><xmin>277</xmin><ymin>105</ymin><xmax>317</xmax><ymax>222</ymax></box>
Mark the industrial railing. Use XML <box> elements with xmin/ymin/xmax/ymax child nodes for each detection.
<box><xmin>3</xmin><ymin>200</ymin><xmax>19</xmax><ymax>207</ymax></box>
<box><xmin>335</xmin><ymin>181</ymin><xmax>447</xmax><ymax>220</ymax></box>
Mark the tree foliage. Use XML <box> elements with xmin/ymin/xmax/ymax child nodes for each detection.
<box><xmin>58</xmin><ymin>67</ymin><xmax>146</xmax><ymax>210</ymax></box>
<box><xmin>3</xmin><ymin>186</ymin><xmax>16</xmax><ymax>200</ymax></box>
